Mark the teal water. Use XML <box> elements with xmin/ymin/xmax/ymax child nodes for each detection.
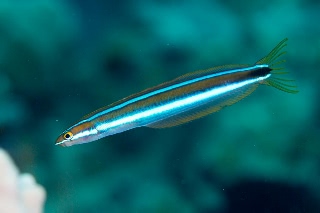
<box><xmin>0</xmin><ymin>0</ymin><xmax>319</xmax><ymax>212</ymax></box>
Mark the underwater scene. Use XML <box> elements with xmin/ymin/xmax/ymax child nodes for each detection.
<box><xmin>0</xmin><ymin>0</ymin><xmax>319</xmax><ymax>212</ymax></box>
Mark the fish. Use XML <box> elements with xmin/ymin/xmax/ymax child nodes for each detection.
<box><xmin>56</xmin><ymin>38</ymin><xmax>297</xmax><ymax>147</ymax></box>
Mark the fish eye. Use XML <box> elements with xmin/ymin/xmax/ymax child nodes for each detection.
<box><xmin>63</xmin><ymin>132</ymin><xmax>73</xmax><ymax>140</ymax></box>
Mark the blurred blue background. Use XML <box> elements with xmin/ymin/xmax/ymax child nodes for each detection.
<box><xmin>0</xmin><ymin>0</ymin><xmax>319</xmax><ymax>212</ymax></box>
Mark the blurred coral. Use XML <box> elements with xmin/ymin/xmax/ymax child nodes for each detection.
<box><xmin>0</xmin><ymin>148</ymin><xmax>46</xmax><ymax>213</ymax></box>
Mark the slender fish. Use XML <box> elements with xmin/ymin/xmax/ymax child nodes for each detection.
<box><xmin>56</xmin><ymin>38</ymin><xmax>297</xmax><ymax>147</ymax></box>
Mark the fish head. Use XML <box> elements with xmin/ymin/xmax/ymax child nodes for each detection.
<box><xmin>55</xmin><ymin>121</ymin><xmax>99</xmax><ymax>147</ymax></box>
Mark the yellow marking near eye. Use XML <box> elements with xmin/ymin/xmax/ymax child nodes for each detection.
<box><xmin>63</xmin><ymin>132</ymin><xmax>73</xmax><ymax>140</ymax></box>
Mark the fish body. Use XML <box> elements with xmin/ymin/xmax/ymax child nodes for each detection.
<box><xmin>56</xmin><ymin>38</ymin><xmax>297</xmax><ymax>147</ymax></box>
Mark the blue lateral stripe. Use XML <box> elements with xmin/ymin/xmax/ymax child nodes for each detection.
<box><xmin>95</xmin><ymin>73</ymin><xmax>271</xmax><ymax>131</ymax></box>
<box><xmin>89</xmin><ymin>64</ymin><xmax>267</xmax><ymax>120</ymax></box>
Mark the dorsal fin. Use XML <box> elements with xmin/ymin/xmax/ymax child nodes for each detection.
<box><xmin>174</xmin><ymin>64</ymin><xmax>248</xmax><ymax>82</ymax></box>
<box><xmin>81</xmin><ymin>64</ymin><xmax>249</xmax><ymax>121</ymax></box>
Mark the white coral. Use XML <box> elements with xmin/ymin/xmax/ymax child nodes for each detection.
<box><xmin>0</xmin><ymin>149</ymin><xmax>46</xmax><ymax>213</ymax></box>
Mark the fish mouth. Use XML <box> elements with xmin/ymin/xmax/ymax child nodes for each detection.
<box><xmin>55</xmin><ymin>140</ymin><xmax>67</xmax><ymax>147</ymax></box>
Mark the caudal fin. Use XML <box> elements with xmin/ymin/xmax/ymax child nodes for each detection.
<box><xmin>256</xmin><ymin>38</ymin><xmax>298</xmax><ymax>94</ymax></box>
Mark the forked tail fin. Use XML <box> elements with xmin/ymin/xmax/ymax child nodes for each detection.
<box><xmin>256</xmin><ymin>38</ymin><xmax>298</xmax><ymax>94</ymax></box>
